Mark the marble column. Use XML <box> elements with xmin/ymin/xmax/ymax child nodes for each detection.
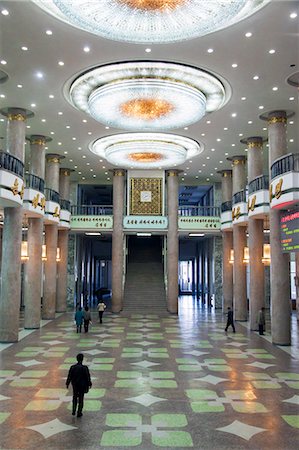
<box><xmin>112</xmin><ymin>169</ymin><xmax>125</xmax><ymax>313</ymax></box>
<box><xmin>229</xmin><ymin>156</ymin><xmax>247</xmax><ymax>321</ymax></box>
<box><xmin>242</xmin><ymin>136</ymin><xmax>265</xmax><ymax>330</ymax></box>
<box><xmin>0</xmin><ymin>107</ymin><xmax>34</xmax><ymax>342</ymax></box>
<box><xmin>56</xmin><ymin>168</ymin><xmax>72</xmax><ymax>313</ymax></box>
<box><xmin>296</xmin><ymin>252</ymin><xmax>299</xmax><ymax>321</ymax></box>
<box><xmin>24</xmin><ymin>135</ymin><xmax>51</xmax><ymax>329</ymax></box>
<box><xmin>261</xmin><ymin>110</ymin><xmax>293</xmax><ymax>345</ymax></box>
<box><xmin>42</xmin><ymin>154</ymin><xmax>64</xmax><ymax>319</ymax></box>
<box><xmin>166</xmin><ymin>170</ymin><xmax>179</xmax><ymax>314</ymax></box>
<box><xmin>218</xmin><ymin>170</ymin><xmax>233</xmax><ymax>311</ymax></box>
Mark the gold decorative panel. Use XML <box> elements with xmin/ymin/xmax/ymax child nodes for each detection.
<box><xmin>130</xmin><ymin>178</ymin><xmax>162</xmax><ymax>215</ymax></box>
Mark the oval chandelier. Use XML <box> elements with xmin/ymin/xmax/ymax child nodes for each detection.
<box><xmin>66</xmin><ymin>60</ymin><xmax>229</xmax><ymax>131</ymax></box>
<box><xmin>32</xmin><ymin>0</ymin><xmax>270</xmax><ymax>44</ymax></box>
<box><xmin>90</xmin><ymin>133</ymin><xmax>203</xmax><ymax>169</ymax></box>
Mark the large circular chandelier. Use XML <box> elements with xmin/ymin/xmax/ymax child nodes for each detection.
<box><xmin>67</xmin><ymin>61</ymin><xmax>229</xmax><ymax>131</ymax></box>
<box><xmin>90</xmin><ymin>133</ymin><xmax>203</xmax><ymax>169</ymax></box>
<box><xmin>32</xmin><ymin>0</ymin><xmax>270</xmax><ymax>44</ymax></box>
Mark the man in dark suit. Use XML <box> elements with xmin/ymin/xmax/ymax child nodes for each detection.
<box><xmin>224</xmin><ymin>307</ymin><xmax>236</xmax><ymax>333</ymax></box>
<box><xmin>66</xmin><ymin>353</ymin><xmax>92</xmax><ymax>417</ymax></box>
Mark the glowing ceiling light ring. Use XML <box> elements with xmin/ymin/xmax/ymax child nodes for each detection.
<box><xmin>32</xmin><ymin>0</ymin><xmax>271</xmax><ymax>44</ymax></box>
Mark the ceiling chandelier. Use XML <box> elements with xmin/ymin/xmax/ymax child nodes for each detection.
<box><xmin>32</xmin><ymin>0</ymin><xmax>270</xmax><ymax>44</ymax></box>
<box><xmin>89</xmin><ymin>133</ymin><xmax>203</xmax><ymax>169</ymax></box>
<box><xmin>66</xmin><ymin>61</ymin><xmax>229</xmax><ymax>131</ymax></box>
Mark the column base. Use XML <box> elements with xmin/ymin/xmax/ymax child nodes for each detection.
<box><xmin>272</xmin><ymin>341</ymin><xmax>291</xmax><ymax>346</ymax></box>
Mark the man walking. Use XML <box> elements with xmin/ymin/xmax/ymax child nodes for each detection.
<box><xmin>97</xmin><ymin>301</ymin><xmax>106</xmax><ymax>323</ymax></box>
<box><xmin>66</xmin><ymin>353</ymin><xmax>92</xmax><ymax>417</ymax></box>
<box><xmin>224</xmin><ymin>307</ymin><xmax>235</xmax><ymax>333</ymax></box>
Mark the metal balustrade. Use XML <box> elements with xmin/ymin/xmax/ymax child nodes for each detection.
<box><xmin>178</xmin><ymin>205</ymin><xmax>220</xmax><ymax>216</ymax></box>
<box><xmin>44</xmin><ymin>188</ymin><xmax>60</xmax><ymax>203</ymax></box>
<box><xmin>25</xmin><ymin>173</ymin><xmax>44</xmax><ymax>192</ymax></box>
<box><xmin>271</xmin><ymin>153</ymin><xmax>299</xmax><ymax>179</ymax></box>
<box><xmin>248</xmin><ymin>175</ymin><xmax>269</xmax><ymax>194</ymax></box>
<box><xmin>0</xmin><ymin>151</ymin><xmax>24</xmax><ymax>178</ymax></box>
<box><xmin>232</xmin><ymin>189</ymin><xmax>246</xmax><ymax>205</ymax></box>
<box><xmin>60</xmin><ymin>199</ymin><xmax>71</xmax><ymax>211</ymax></box>
<box><xmin>71</xmin><ymin>205</ymin><xmax>113</xmax><ymax>215</ymax></box>
<box><xmin>221</xmin><ymin>200</ymin><xmax>232</xmax><ymax>213</ymax></box>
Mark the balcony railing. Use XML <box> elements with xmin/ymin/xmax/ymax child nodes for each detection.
<box><xmin>248</xmin><ymin>175</ymin><xmax>269</xmax><ymax>194</ymax></box>
<box><xmin>178</xmin><ymin>205</ymin><xmax>220</xmax><ymax>217</ymax></box>
<box><xmin>25</xmin><ymin>173</ymin><xmax>44</xmax><ymax>193</ymax></box>
<box><xmin>232</xmin><ymin>190</ymin><xmax>246</xmax><ymax>205</ymax></box>
<box><xmin>271</xmin><ymin>153</ymin><xmax>299</xmax><ymax>179</ymax></box>
<box><xmin>60</xmin><ymin>199</ymin><xmax>71</xmax><ymax>211</ymax></box>
<box><xmin>44</xmin><ymin>188</ymin><xmax>60</xmax><ymax>203</ymax></box>
<box><xmin>71</xmin><ymin>205</ymin><xmax>113</xmax><ymax>215</ymax></box>
<box><xmin>221</xmin><ymin>200</ymin><xmax>232</xmax><ymax>213</ymax></box>
<box><xmin>0</xmin><ymin>151</ymin><xmax>24</xmax><ymax>178</ymax></box>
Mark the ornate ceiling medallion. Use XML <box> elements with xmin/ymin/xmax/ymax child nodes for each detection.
<box><xmin>89</xmin><ymin>133</ymin><xmax>203</xmax><ymax>169</ymax></box>
<box><xmin>66</xmin><ymin>61</ymin><xmax>229</xmax><ymax>131</ymax></box>
<box><xmin>32</xmin><ymin>0</ymin><xmax>270</xmax><ymax>44</ymax></box>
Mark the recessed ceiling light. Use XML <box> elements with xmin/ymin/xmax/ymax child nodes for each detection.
<box><xmin>289</xmin><ymin>121</ymin><xmax>294</xmax><ymax>125</ymax></box>
<box><xmin>74</xmin><ymin>165</ymin><xmax>78</xmax><ymax>168</ymax></box>
<box><xmin>41</xmin><ymin>119</ymin><xmax>46</xmax><ymax>122</ymax></box>
<box><xmin>272</xmin><ymin>86</ymin><xmax>278</xmax><ymax>91</ymax></box>
<box><xmin>102</xmin><ymin>166</ymin><xmax>106</xmax><ymax>169</ymax></box>
<box><xmin>21</xmin><ymin>46</ymin><xmax>28</xmax><ymax>51</ymax></box>
<box><xmin>207</xmin><ymin>48</ymin><xmax>214</xmax><ymax>53</ymax></box>
<box><xmin>64</xmin><ymin>151</ymin><xmax>68</xmax><ymax>154</ymax></box>
<box><xmin>206</xmin><ymin>178</ymin><xmax>210</xmax><ymax>181</ymax></box>
<box><xmin>211</xmin><ymin>148</ymin><xmax>215</xmax><ymax>152</ymax></box>
<box><xmin>82</xmin><ymin>155</ymin><xmax>86</xmax><ymax>158</ymax></box>
<box><xmin>244</xmin><ymin>148</ymin><xmax>248</xmax><ymax>152</ymax></box>
<box><xmin>36</xmin><ymin>71</ymin><xmax>43</xmax><ymax>78</ymax></box>
<box><xmin>0</xmin><ymin>60</ymin><xmax>7</xmax><ymax>65</ymax></box>
<box><xmin>0</xmin><ymin>94</ymin><xmax>5</xmax><ymax>98</ymax></box>
<box><xmin>214</xmin><ymin>167</ymin><xmax>218</xmax><ymax>170</ymax></box>
<box><xmin>72</xmin><ymin>137</ymin><xmax>76</xmax><ymax>140</ymax></box>
<box><xmin>87</xmin><ymin>163</ymin><xmax>90</xmax><ymax>166</ymax></box>
<box><xmin>248</xmin><ymin>120</ymin><xmax>252</xmax><ymax>124</ymax></box>
<box><xmin>289</xmin><ymin>97</ymin><xmax>295</xmax><ymax>101</ymax></box>
<box><xmin>232</xmin><ymin>143</ymin><xmax>235</xmax><ymax>146</ymax></box>
<box><xmin>82</xmin><ymin>119</ymin><xmax>87</xmax><ymax>123</ymax></box>
<box><xmin>217</xmin><ymin>138</ymin><xmax>221</xmax><ymax>142</ymax></box>
<box><xmin>289</xmin><ymin>139</ymin><xmax>294</xmax><ymax>142</ymax></box>
<box><xmin>239</xmin><ymin>133</ymin><xmax>243</xmax><ymax>136</ymax></box>
<box><xmin>26</xmin><ymin>125</ymin><xmax>31</xmax><ymax>129</ymax></box>
<box><xmin>231</xmin><ymin>112</ymin><xmax>237</xmax><ymax>117</ymax></box>
<box><xmin>145</xmin><ymin>48</ymin><xmax>151</xmax><ymax>53</ymax></box>
<box><xmin>263</xmin><ymin>127</ymin><xmax>267</xmax><ymax>131</ymax></box>
<box><xmin>99</xmin><ymin>159</ymin><xmax>103</xmax><ymax>162</ymax></box>
<box><xmin>0</xmin><ymin>118</ymin><xmax>4</xmax><ymax>122</ymax></box>
<box><xmin>198</xmin><ymin>170</ymin><xmax>202</xmax><ymax>173</ymax></box>
<box><xmin>107</xmin><ymin>177</ymin><xmax>110</xmax><ymax>181</ymax></box>
<box><xmin>93</xmin><ymin>174</ymin><xmax>96</xmax><ymax>177</ymax></box>
<box><xmin>253</xmin><ymin>75</ymin><xmax>259</xmax><ymax>80</ymax></box>
<box><xmin>219</xmin><ymin>160</ymin><xmax>223</xmax><ymax>163</ymax></box>
<box><xmin>90</xmin><ymin>168</ymin><xmax>93</xmax><ymax>171</ymax></box>
<box><xmin>202</xmin><ymin>163</ymin><xmax>206</xmax><ymax>167</ymax></box>
<box><xmin>58</xmin><ymin>61</ymin><xmax>64</xmax><ymax>66</ymax></box>
<box><xmin>69</xmin><ymin>159</ymin><xmax>73</xmax><ymax>162</ymax></box>
<box><xmin>224</xmin><ymin>127</ymin><xmax>228</xmax><ymax>130</ymax></box>
<box><xmin>259</xmin><ymin>105</ymin><xmax>264</xmax><ymax>109</ymax></box>
<box><xmin>82</xmin><ymin>177</ymin><xmax>85</xmax><ymax>180</ymax></box>
<box><xmin>58</xmin><ymin>142</ymin><xmax>62</xmax><ymax>145</ymax></box>
<box><xmin>105</xmin><ymin>126</ymin><xmax>110</xmax><ymax>130</ymax></box>
<box><xmin>78</xmin><ymin>171</ymin><xmax>82</xmax><ymax>174</ymax></box>
<box><xmin>245</xmin><ymin>32</ymin><xmax>252</xmax><ymax>37</ymax></box>
<box><xmin>66</xmin><ymin>125</ymin><xmax>70</xmax><ymax>129</ymax></box>
<box><xmin>30</xmin><ymin>103</ymin><xmax>36</xmax><ymax>107</ymax></box>
<box><xmin>206</xmin><ymin>120</ymin><xmax>211</xmax><ymax>124</ymax></box>
<box><xmin>225</xmin><ymin>152</ymin><xmax>229</xmax><ymax>156</ymax></box>
<box><xmin>206</xmin><ymin>156</ymin><xmax>210</xmax><ymax>159</ymax></box>
<box><xmin>17</xmin><ymin>84</ymin><xmax>23</xmax><ymax>88</ymax></box>
<box><xmin>184</xmin><ymin>127</ymin><xmax>188</xmax><ymax>130</ymax></box>
<box><xmin>232</xmin><ymin>63</ymin><xmax>238</xmax><ymax>68</ymax></box>
<box><xmin>183</xmin><ymin>172</ymin><xmax>187</xmax><ymax>175</ymax></box>
<box><xmin>241</xmin><ymin>97</ymin><xmax>246</xmax><ymax>100</ymax></box>
<box><xmin>268</xmin><ymin>49</ymin><xmax>276</xmax><ymax>54</ymax></box>
<box><xmin>1</xmin><ymin>9</ymin><xmax>9</xmax><ymax>15</ymax></box>
<box><xmin>58</xmin><ymin>111</ymin><xmax>63</xmax><ymax>115</ymax></box>
<box><xmin>50</xmin><ymin>131</ymin><xmax>55</xmax><ymax>135</ymax></box>
<box><xmin>290</xmin><ymin>12</ymin><xmax>298</xmax><ymax>19</ymax></box>
<box><xmin>195</xmin><ymin>175</ymin><xmax>199</xmax><ymax>179</ymax></box>
<box><xmin>83</xmin><ymin>46</ymin><xmax>90</xmax><ymax>52</ymax></box>
<box><xmin>49</xmin><ymin>94</ymin><xmax>54</xmax><ymax>99</ymax></box>
<box><xmin>46</xmin><ymin>30</ymin><xmax>53</xmax><ymax>35</ymax></box>
<box><xmin>201</xmin><ymin>133</ymin><xmax>205</xmax><ymax>136</ymax></box>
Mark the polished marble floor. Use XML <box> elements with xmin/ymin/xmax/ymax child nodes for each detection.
<box><xmin>0</xmin><ymin>301</ymin><xmax>298</xmax><ymax>449</ymax></box>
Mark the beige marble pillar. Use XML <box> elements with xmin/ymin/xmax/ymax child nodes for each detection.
<box><xmin>0</xmin><ymin>107</ymin><xmax>33</xmax><ymax>342</ymax></box>
<box><xmin>56</xmin><ymin>168</ymin><xmax>72</xmax><ymax>313</ymax></box>
<box><xmin>42</xmin><ymin>154</ymin><xmax>64</xmax><ymax>319</ymax></box>
<box><xmin>112</xmin><ymin>169</ymin><xmax>125</xmax><ymax>312</ymax></box>
<box><xmin>219</xmin><ymin>170</ymin><xmax>233</xmax><ymax>311</ymax></box>
<box><xmin>166</xmin><ymin>170</ymin><xmax>179</xmax><ymax>314</ymax></box>
<box><xmin>262</xmin><ymin>110</ymin><xmax>292</xmax><ymax>345</ymax></box>
<box><xmin>242</xmin><ymin>137</ymin><xmax>265</xmax><ymax>330</ymax></box>
<box><xmin>296</xmin><ymin>252</ymin><xmax>299</xmax><ymax>321</ymax></box>
<box><xmin>24</xmin><ymin>135</ymin><xmax>51</xmax><ymax>329</ymax></box>
<box><xmin>229</xmin><ymin>156</ymin><xmax>247</xmax><ymax>321</ymax></box>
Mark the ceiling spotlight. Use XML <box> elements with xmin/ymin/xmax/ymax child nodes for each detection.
<box><xmin>232</xmin><ymin>63</ymin><xmax>238</xmax><ymax>68</ymax></box>
<box><xmin>253</xmin><ymin>75</ymin><xmax>259</xmax><ymax>80</ymax></box>
<box><xmin>268</xmin><ymin>49</ymin><xmax>276</xmax><ymax>54</ymax></box>
<box><xmin>46</xmin><ymin>29</ymin><xmax>53</xmax><ymax>35</ymax></box>
<box><xmin>290</xmin><ymin>12</ymin><xmax>298</xmax><ymax>19</ymax></box>
<box><xmin>21</xmin><ymin>46</ymin><xmax>28</xmax><ymax>51</ymax></box>
<box><xmin>58</xmin><ymin>61</ymin><xmax>65</xmax><ymax>66</ymax></box>
<box><xmin>272</xmin><ymin>86</ymin><xmax>278</xmax><ymax>91</ymax></box>
<box><xmin>83</xmin><ymin>46</ymin><xmax>90</xmax><ymax>52</ymax></box>
<box><xmin>207</xmin><ymin>48</ymin><xmax>214</xmax><ymax>53</ymax></box>
<box><xmin>145</xmin><ymin>48</ymin><xmax>152</xmax><ymax>53</ymax></box>
<box><xmin>0</xmin><ymin>60</ymin><xmax>7</xmax><ymax>65</ymax></box>
<box><xmin>231</xmin><ymin>112</ymin><xmax>237</xmax><ymax>117</ymax></box>
<box><xmin>245</xmin><ymin>32</ymin><xmax>252</xmax><ymax>37</ymax></box>
<box><xmin>36</xmin><ymin>71</ymin><xmax>44</xmax><ymax>78</ymax></box>
<box><xmin>1</xmin><ymin>9</ymin><xmax>9</xmax><ymax>15</ymax></box>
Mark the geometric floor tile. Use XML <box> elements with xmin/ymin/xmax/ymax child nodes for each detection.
<box><xmin>126</xmin><ymin>393</ymin><xmax>167</xmax><ymax>407</ymax></box>
<box><xmin>246</xmin><ymin>361</ymin><xmax>276</xmax><ymax>370</ymax></box>
<box><xmin>131</xmin><ymin>360</ymin><xmax>160</xmax><ymax>368</ymax></box>
<box><xmin>194</xmin><ymin>375</ymin><xmax>229</xmax><ymax>385</ymax></box>
<box><xmin>283</xmin><ymin>395</ymin><xmax>299</xmax><ymax>405</ymax></box>
<box><xmin>216</xmin><ymin>420</ymin><xmax>267</xmax><ymax>440</ymax></box>
<box><xmin>282</xmin><ymin>416</ymin><xmax>299</xmax><ymax>429</ymax></box>
<box><xmin>0</xmin><ymin>412</ymin><xmax>10</xmax><ymax>424</ymax></box>
<box><xmin>25</xmin><ymin>418</ymin><xmax>77</xmax><ymax>438</ymax></box>
<box><xmin>0</xmin><ymin>394</ymin><xmax>11</xmax><ymax>401</ymax></box>
<box><xmin>15</xmin><ymin>359</ymin><xmax>45</xmax><ymax>367</ymax></box>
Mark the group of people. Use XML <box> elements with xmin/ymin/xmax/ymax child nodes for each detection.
<box><xmin>225</xmin><ymin>306</ymin><xmax>266</xmax><ymax>335</ymax></box>
<box><xmin>74</xmin><ymin>302</ymin><xmax>107</xmax><ymax>333</ymax></box>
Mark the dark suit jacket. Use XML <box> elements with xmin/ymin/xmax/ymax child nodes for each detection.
<box><xmin>66</xmin><ymin>362</ymin><xmax>92</xmax><ymax>392</ymax></box>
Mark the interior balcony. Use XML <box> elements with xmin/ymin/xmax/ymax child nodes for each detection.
<box><xmin>0</xmin><ymin>151</ymin><xmax>24</xmax><ymax>207</ymax></box>
<box><xmin>58</xmin><ymin>199</ymin><xmax>71</xmax><ymax>229</ymax></box>
<box><xmin>270</xmin><ymin>153</ymin><xmax>299</xmax><ymax>209</ymax></box>
<box><xmin>232</xmin><ymin>189</ymin><xmax>248</xmax><ymax>226</ymax></box>
<box><xmin>23</xmin><ymin>173</ymin><xmax>45</xmax><ymax>218</ymax></box>
<box><xmin>248</xmin><ymin>174</ymin><xmax>270</xmax><ymax>219</ymax></box>
<box><xmin>220</xmin><ymin>200</ymin><xmax>232</xmax><ymax>231</ymax></box>
<box><xmin>44</xmin><ymin>187</ymin><xmax>60</xmax><ymax>224</ymax></box>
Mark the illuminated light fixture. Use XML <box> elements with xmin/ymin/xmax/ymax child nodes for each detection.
<box><xmin>243</xmin><ymin>246</ymin><xmax>249</xmax><ymax>264</ymax></box>
<box><xmin>32</xmin><ymin>0</ymin><xmax>270</xmax><ymax>44</ymax></box>
<box><xmin>189</xmin><ymin>233</ymin><xmax>205</xmax><ymax>237</ymax></box>
<box><xmin>85</xmin><ymin>232</ymin><xmax>102</xmax><ymax>235</ymax></box>
<box><xmin>262</xmin><ymin>243</ymin><xmax>271</xmax><ymax>265</ymax></box>
<box><xmin>56</xmin><ymin>247</ymin><xmax>61</xmax><ymax>262</ymax></box>
<box><xmin>67</xmin><ymin>61</ymin><xmax>229</xmax><ymax>130</ymax></box>
<box><xmin>21</xmin><ymin>241</ymin><xmax>29</xmax><ymax>262</ymax></box>
<box><xmin>229</xmin><ymin>249</ymin><xmax>234</xmax><ymax>264</ymax></box>
<box><xmin>42</xmin><ymin>244</ymin><xmax>47</xmax><ymax>261</ymax></box>
<box><xmin>137</xmin><ymin>233</ymin><xmax>151</xmax><ymax>237</ymax></box>
<box><xmin>90</xmin><ymin>133</ymin><xmax>203</xmax><ymax>169</ymax></box>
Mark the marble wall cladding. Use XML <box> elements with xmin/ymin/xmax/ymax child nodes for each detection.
<box><xmin>67</xmin><ymin>234</ymin><xmax>75</xmax><ymax>309</ymax></box>
<box><xmin>69</xmin><ymin>182</ymin><xmax>77</xmax><ymax>206</ymax></box>
<box><xmin>265</xmin><ymin>265</ymin><xmax>270</xmax><ymax>309</ymax></box>
<box><xmin>214</xmin><ymin>236</ymin><xmax>223</xmax><ymax>309</ymax></box>
<box><xmin>214</xmin><ymin>182</ymin><xmax>222</xmax><ymax>208</ymax></box>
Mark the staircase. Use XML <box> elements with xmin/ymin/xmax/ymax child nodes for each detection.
<box><xmin>124</xmin><ymin>236</ymin><xmax>167</xmax><ymax>312</ymax></box>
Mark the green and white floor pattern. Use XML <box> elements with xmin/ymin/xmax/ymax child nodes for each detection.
<box><xmin>0</xmin><ymin>309</ymin><xmax>298</xmax><ymax>449</ymax></box>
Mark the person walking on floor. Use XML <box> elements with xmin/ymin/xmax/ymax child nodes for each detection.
<box><xmin>66</xmin><ymin>353</ymin><xmax>92</xmax><ymax>417</ymax></box>
<box><xmin>97</xmin><ymin>301</ymin><xmax>106</xmax><ymax>323</ymax></box>
<box><xmin>258</xmin><ymin>307</ymin><xmax>266</xmax><ymax>335</ymax></box>
<box><xmin>225</xmin><ymin>306</ymin><xmax>235</xmax><ymax>333</ymax></box>
<box><xmin>74</xmin><ymin>306</ymin><xmax>84</xmax><ymax>333</ymax></box>
<box><xmin>83</xmin><ymin>306</ymin><xmax>92</xmax><ymax>333</ymax></box>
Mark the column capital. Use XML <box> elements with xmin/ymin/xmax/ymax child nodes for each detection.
<box><xmin>46</xmin><ymin>153</ymin><xmax>65</xmax><ymax>164</ymax></box>
<box><xmin>259</xmin><ymin>110</ymin><xmax>295</xmax><ymax>123</ymax></box>
<box><xmin>113</xmin><ymin>169</ymin><xmax>126</xmax><ymax>177</ymax></box>
<box><xmin>166</xmin><ymin>169</ymin><xmax>181</xmax><ymax>177</ymax></box>
<box><xmin>217</xmin><ymin>169</ymin><xmax>232</xmax><ymax>178</ymax></box>
<box><xmin>60</xmin><ymin>168</ymin><xmax>74</xmax><ymax>177</ymax></box>
<box><xmin>240</xmin><ymin>136</ymin><xmax>267</xmax><ymax>148</ymax></box>
<box><xmin>26</xmin><ymin>135</ymin><xmax>52</xmax><ymax>146</ymax></box>
<box><xmin>0</xmin><ymin>107</ymin><xmax>34</xmax><ymax>121</ymax></box>
<box><xmin>227</xmin><ymin>155</ymin><xmax>246</xmax><ymax>166</ymax></box>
